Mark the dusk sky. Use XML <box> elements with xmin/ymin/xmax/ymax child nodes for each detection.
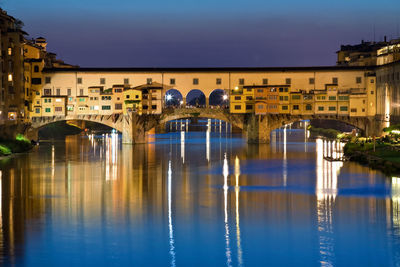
<box><xmin>3</xmin><ymin>0</ymin><xmax>400</xmax><ymax>67</ymax></box>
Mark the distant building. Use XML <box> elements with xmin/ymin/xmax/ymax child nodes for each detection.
<box><xmin>336</xmin><ymin>39</ymin><xmax>389</xmax><ymax>66</ymax></box>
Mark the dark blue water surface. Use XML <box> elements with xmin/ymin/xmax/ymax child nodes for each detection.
<box><xmin>0</xmin><ymin>128</ymin><xmax>399</xmax><ymax>266</ymax></box>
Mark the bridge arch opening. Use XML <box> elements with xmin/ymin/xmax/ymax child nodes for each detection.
<box><xmin>165</xmin><ymin>89</ymin><xmax>183</xmax><ymax>108</ymax></box>
<box><xmin>186</xmin><ymin>89</ymin><xmax>206</xmax><ymax>107</ymax></box>
<box><xmin>209</xmin><ymin>89</ymin><xmax>228</xmax><ymax>107</ymax></box>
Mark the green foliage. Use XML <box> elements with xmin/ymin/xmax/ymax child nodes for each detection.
<box><xmin>309</xmin><ymin>126</ymin><xmax>340</xmax><ymax>139</ymax></box>
<box><xmin>16</xmin><ymin>134</ymin><xmax>30</xmax><ymax>143</ymax></box>
<box><xmin>0</xmin><ymin>145</ymin><xmax>11</xmax><ymax>156</ymax></box>
<box><xmin>383</xmin><ymin>124</ymin><xmax>400</xmax><ymax>132</ymax></box>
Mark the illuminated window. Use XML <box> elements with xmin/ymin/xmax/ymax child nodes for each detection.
<box><xmin>55</xmin><ymin>98</ymin><xmax>62</xmax><ymax>102</ymax></box>
<box><xmin>7</xmin><ymin>47</ymin><xmax>12</xmax><ymax>56</ymax></box>
<box><xmin>8</xmin><ymin>74</ymin><xmax>12</xmax><ymax>82</ymax></box>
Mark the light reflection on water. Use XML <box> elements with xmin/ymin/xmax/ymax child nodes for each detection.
<box><xmin>0</xmin><ymin>128</ymin><xmax>399</xmax><ymax>266</ymax></box>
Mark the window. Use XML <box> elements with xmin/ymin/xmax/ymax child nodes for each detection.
<box><xmin>328</xmin><ymin>96</ymin><xmax>336</xmax><ymax>101</ymax></box>
<box><xmin>246</xmin><ymin>96</ymin><xmax>252</xmax><ymax>100</ymax></box>
<box><xmin>318</xmin><ymin>106</ymin><xmax>324</xmax><ymax>111</ymax></box>
<box><xmin>152</xmin><ymin>105</ymin><xmax>157</xmax><ymax>110</ymax></box>
<box><xmin>67</xmin><ymin>106</ymin><xmax>74</xmax><ymax>111</ymax></box>
<box><xmin>67</xmin><ymin>88</ymin><xmax>71</xmax><ymax>96</ymax></box>
<box><xmin>370</xmin><ymin>91</ymin><xmax>374</xmax><ymax>95</ymax></box>
<box><xmin>147</xmin><ymin>78</ymin><xmax>152</xmax><ymax>85</ymax></box>
<box><xmin>102</xmin><ymin>105</ymin><xmax>111</xmax><ymax>110</ymax></box>
<box><xmin>279</xmin><ymin>88</ymin><xmax>284</xmax><ymax>92</ymax></box>
<box><xmin>332</xmin><ymin>77</ymin><xmax>338</xmax><ymax>84</ymax></box>
<box><xmin>262</xmin><ymin>78</ymin><xmax>268</xmax><ymax>85</ymax></box>
<box><xmin>340</xmin><ymin>106</ymin><xmax>348</xmax><ymax>111</ymax></box>
<box><xmin>293</xmin><ymin>105</ymin><xmax>299</xmax><ymax>110</ymax></box>
<box><xmin>45</xmin><ymin>108</ymin><xmax>51</xmax><ymax>113</ymax></box>
<box><xmin>363</xmin><ymin>100</ymin><xmax>366</xmax><ymax>104</ymax></box>
<box><xmin>79</xmin><ymin>98</ymin><xmax>85</xmax><ymax>102</ymax></box>
<box><xmin>124</xmin><ymin>78</ymin><xmax>129</xmax><ymax>84</ymax></box>
<box><xmin>282</xmin><ymin>105</ymin><xmax>288</xmax><ymax>110</ymax></box>
<box><xmin>285</xmin><ymin>78</ymin><xmax>291</xmax><ymax>85</ymax></box>
<box><xmin>303</xmin><ymin>95</ymin><xmax>313</xmax><ymax>100</ymax></box>
<box><xmin>257</xmin><ymin>89</ymin><xmax>264</xmax><ymax>93</ymax></box>
<box><xmin>142</xmin><ymin>105</ymin><xmax>148</xmax><ymax>110</ymax></box>
<box><xmin>8</xmin><ymin>74</ymin><xmax>12</xmax><ymax>82</ymax></box>
<box><xmin>292</xmin><ymin>95</ymin><xmax>301</xmax><ymax>100</ymax></box>
<box><xmin>77</xmin><ymin>77</ymin><xmax>82</xmax><ymax>84</ymax></box>
<box><xmin>44</xmin><ymin>98</ymin><xmax>51</xmax><ymax>103</ymax></box>
<box><xmin>7</xmin><ymin>47</ymin><xmax>12</xmax><ymax>56</ymax></box>
<box><xmin>35</xmin><ymin>108</ymin><xmax>40</xmax><ymax>114</ymax></box>
<box><xmin>234</xmin><ymin>96</ymin><xmax>241</xmax><ymax>100</ymax></box>
<box><xmin>328</xmin><ymin>106</ymin><xmax>336</xmax><ymax>111</ymax></box>
<box><xmin>338</xmin><ymin>95</ymin><xmax>349</xmax><ymax>100</ymax></box>
<box><xmin>56</xmin><ymin>88</ymin><xmax>60</xmax><ymax>95</ymax></box>
<box><xmin>356</xmin><ymin>77</ymin><xmax>362</xmax><ymax>84</ymax></box>
<box><xmin>239</xmin><ymin>78</ymin><xmax>245</xmax><ymax>85</ymax></box>
<box><xmin>44</xmin><ymin>89</ymin><xmax>51</xmax><ymax>95</ymax></box>
<box><xmin>245</xmin><ymin>105</ymin><xmax>252</xmax><ymax>110</ymax></box>
<box><xmin>362</xmin><ymin>108</ymin><xmax>365</xmax><ymax>112</ymax></box>
<box><xmin>258</xmin><ymin>105</ymin><xmax>264</xmax><ymax>109</ymax></box>
<box><xmin>170</xmin><ymin>78</ymin><xmax>175</xmax><ymax>85</ymax></box>
<box><xmin>34</xmin><ymin>66</ymin><xmax>39</xmax><ymax>72</ymax></box>
<box><xmin>234</xmin><ymin>105</ymin><xmax>241</xmax><ymax>110</ymax></box>
<box><xmin>279</xmin><ymin>96</ymin><xmax>284</xmax><ymax>101</ymax></box>
<box><xmin>351</xmin><ymin>108</ymin><xmax>357</xmax><ymax>112</ymax></box>
<box><xmin>193</xmin><ymin>78</ymin><xmax>199</xmax><ymax>85</ymax></box>
<box><xmin>80</xmin><ymin>89</ymin><xmax>84</xmax><ymax>96</ymax></box>
<box><xmin>370</xmin><ymin>79</ymin><xmax>374</xmax><ymax>83</ymax></box>
<box><xmin>126</xmin><ymin>95</ymin><xmax>130</xmax><ymax>99</ymax></box>
<box><xmin>45</xmin><ymin>77</ymin><xmax>51</xmax><ymax>84</ymax></box>
<box><xmin>216</xmin><ymin>78</ymin><xmax>222</xmax><ymax>85</ymax></box>
<box><xmin>115</xmin><ymin>103</ymin><xmax>123</xmax><ymax>110</ymax></box>
<box><xmin>306</xmin><ymin>104</ymin><xmax>312</xmax><ymax>110</ymax></box>
<box><xmin>309</xmin><ymin>78</ymin><xmax>315</xmax><ymax>84</ymax></box>
<box><xmin>55</xmin><ymin>107</ymin><xmax>62</xmax><ymax>112</ymax></box>
<box><xmin>32</xmin><ymin>78</ymin><xmax>41</xmax><ymax>84</ymax></box>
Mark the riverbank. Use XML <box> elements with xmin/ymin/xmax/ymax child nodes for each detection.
<box><xmin>308</xmin><ymin>126</ymin><xmax>342</xmax><ymax>140</ymax></box>
<box><xmin>0</xmin><ymin>134</ymin><xmax>34</xmax><ymax>157</ymax></box>
<box><xmin>344</xmin><ymin>141</ymin><xmax>400</xmax><ymax>175</ymax></box>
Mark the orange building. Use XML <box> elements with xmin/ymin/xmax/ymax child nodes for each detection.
<box><xmin>251</xmin><ymin>85</ymin><xmax>280</xmax><ymax>115</ymax></box>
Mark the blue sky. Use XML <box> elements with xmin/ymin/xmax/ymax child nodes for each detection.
<box><xmin>3</xmin><ymin>0</ymin><xmax>400</xmax><ymax>67</ymax></box>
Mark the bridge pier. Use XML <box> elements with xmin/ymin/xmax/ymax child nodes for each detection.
<box><xmin>245</xmin><ymin>114</ymin><xmax>271</xmax><ymax>144</ymax></box>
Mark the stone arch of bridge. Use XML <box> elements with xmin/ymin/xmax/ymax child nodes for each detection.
<box><xmin>157</xmin><ymin>108</ymin><xmax>244</xmax><ymax>131</ymax></box>
<box><xmin>30</xmin><ymin>115</ymin><xmax>125</xmax><ymax>133</ymax></box>
<box><xmin>257</xmin><ymin>115</ymin><xmax>378</xmax><ymax>138</ymax></box>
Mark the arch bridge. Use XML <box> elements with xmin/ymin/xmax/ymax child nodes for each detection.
<box><xmin>25</xmin><ymin>109</ymin><xmax>383</xmax><ymax>144</ymax></box>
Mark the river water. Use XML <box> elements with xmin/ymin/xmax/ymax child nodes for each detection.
<box><xmin>0</xmin><ymin>124</ymin><xmax>399</xmax><ymax>266</ymax></box>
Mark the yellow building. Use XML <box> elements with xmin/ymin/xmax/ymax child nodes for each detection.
<box><xmin>278</xmin><ymin>86</ymin><xmax>290</xmax><ymax>114</ymax></box>
<box><xmin>230</xmin><ymin>86</ymin><xmax>254</xmax><ymax>113</ymax></box>
<box><xmin>123</xmin><ymin>88</ymin><xmax>142</xmax><ymax>115</ymax></box>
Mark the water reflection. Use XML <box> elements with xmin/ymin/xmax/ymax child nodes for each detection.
<box><xmin>0</xmin><ymin>129</ymin><xmax>399</xmax><ymax>265</ymax></box>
